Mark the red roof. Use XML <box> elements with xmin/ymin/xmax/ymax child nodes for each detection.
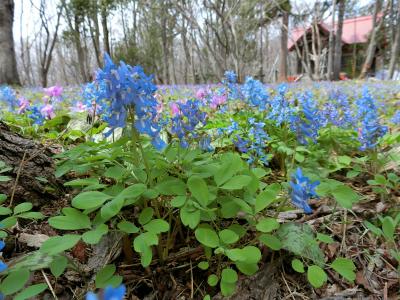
<box><xmin>288</xmin><ymin>15</ymin><xmax>378</xmax><ymax>51</ymax></box>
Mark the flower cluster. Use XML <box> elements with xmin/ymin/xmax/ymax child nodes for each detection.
<box><xmin>268</xmin><ymin>83</ymin><xmax>296</xmax><ymax>126</ymax></box>
<box><xmin>289</xmin><ymin>168</ymin><xmax>319</xmax><ymax>214</ymax></box>
<box><xmin>242</xmin><ymin>76</ymin><xmax>268</xmax><ymax>110</ymax></box>
<box><xmin>296</xmin><ymin>92</ymin><xmax>322</xmax><ymax>145</ymax></box>
<box><xmin>95</xmin><ymin>54</ymin><xmax>165</xmax><ymax>150</ymax></box>
<box><xmin>222</xmin><ymin>70</ymin><xmax>241</xmax><ymax>100</ymax></box>
<box><xmin>0</xmin><ymin>239</ymin><xmax>7</xmax><ymax>273</ymax></box>
<box><xmin>391</xmin><ymin>110</ymin><xmax>400</xmax><ymax>124</ymax></box>
<box><xmin>0</xmin><ymin>86</ymin><xmax>17</xmax><ymax>111</ymax></box>
<box><xmin>356</xmin><ymin>87</ymin><xmax>388</xmax><ymax>151</ymax></box>
<box><xmin>322</xmin><ymin>89</ymin><xmax>354</xmax><ymax>128</ymax></box>
<box><xmin>86</xmin><ymin>284</ymin><xmax>126</xmax><ymax>300</ymax></box>
<box><xmin>169</xmin><ymin>99</ymin><xmax>208</xmax><ymax>149</ymax></box>
<box><xmin>234</xmin><ymin>118</ymin><xmax>270</xmax><ymax>165</ymax></box>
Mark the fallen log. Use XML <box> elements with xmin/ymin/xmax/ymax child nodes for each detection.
<box><xmin>0</xmin><ymin>121</ymin><xmax>64</xmax><ymax>206</ymax></box>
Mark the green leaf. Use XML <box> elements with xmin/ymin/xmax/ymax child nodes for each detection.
<box><xmin>13</xmin><ymin>202</ymin><xmax>33</xmax><ymax>215</ymax></box>
<box><xmin>0</xmin><ymin>176</ymin><xmax>11</xmax><ymax>182</ymax></box>
<box><xmin>64</xmin><ymin>177</ymin><xmax>98</xmax><ymax>187</ymax></box>
<box><xmin>219</xmin><ymin>229</ymin><xmax>239</xmax><ymax>244</ymax></box>
<box><xmin>364</xmin><ymin>221</ymin><xmax>382</xmax><ymax>236</ymax></box>
<box><xmin>115</xmin><ymin>183</ymin><xmax>146</xmax><ymax>202</ymax></box>
<box><xmin>220</xmin><ymin>175</ymin><xmax>252</xmax><ymax>190</ymax></box>
<box><xmin>214</xmin><ymin>153</ymin><xmax>242</xmax><ymax>186</ymax></box>
<box><xmin>180</xmin><ymin>206</ymin><xmax>200</xmax><ymax>229</ymax></box>
<box><xmin>277</xmin><ymin>223</ymin><xmax>324</xmax><ymax>265</ymax></box>
<box><xmin>187</xmin><ymin>176</ymin><xmax>210</xmax><ymax>206</ymax></box>
<box><xmin>95</xmin><ymin>264</ymin><xmax>117</xmax><ymax>288</ymax></box>
<box><xmin>40</xmin><ymin>234</ymin><xmax>81</xmax><ymax>255</ymax></box>
<box><xmin>256</xmin><ymin>218</ymin><xmax>280</xmax><ymax>233</ymax></box>
<box><xmin>330</xmin><ymin>258</ymin><xmax>356</xmax><ymax>282</ymax></box>
<box><xmin>291</xmin><ymin>259</ymin><xmax>305</xmax><ymax>273</ymax></box>
<box><xmin>171</xmin><ymin>195</ymin><xmax>186</xmax><ymax>208</ymax></box>
<box><xmin>50</xmin><ymin>255</ymin><xmax>68</xmax><ymax>277</ymax></box>
<box><xmin>100</xmin><ymin>197</ymin><xmax>124</xmax><ymax>221</ymax></box>
<box><xmin>331</xmin><ymin>185</ymin><xmax>360</xmax><ymax>209</ymax></box>
<box><xmin>17</xmin><ymin>212</ymin><xmax>44</xmax><ymax>220</ymax></box>
<box><xmin>156</xmin><ymin>178</ymin><xmax>186</xmax><ymax>195</ymax></box>
<box><xmin>255</xmin><ymin>184</ymin><xmax>280</xmax><ymax>213</ymax></box>
<box><xmin>382</xmin><ymin>216</ymin><xmax>395</xmax><ymax>241</ymax></box>
<box><xmin>221</xmin><ymin>268</ymin><xmax>238</xmax><ymax>283</ymax></box>
<box><xmin>316</xmin><ymin>233</ymin><xmax>334</xmax><ymax>244</ymax></box>
<box><xmin>49</xmin><ymin>208</ymin><xmax>91</xmax><ymax>230</ymax></box>
<box><xmin>236</xmin><ymin>261</ymin><xmax>259</xmax><ymax>275</ymax></box>
<box><xmin>104</xmin><ymin>166</ymin><xmax>127</xmax><ymax>180</ymax></box>
<box><xmin>259</xmin><ymin>234</ymin><xmax>282</xmax><ymax>250</ymax></box>
<box><xmin>198</xmin><ymin>261</ymin><xmax>209</xmax><ymax>270</ymax></box>
<box><xmin>117</xmin><ymin>221</ymin><xmax>139</xmax><ymax>234</ymax></box>
<box><xmin>220</xmin><ymin>281</ymin><xmax>236</xmax><ymax>296</ymax></box>
<box><xmin>195</xmin><ymin>227</ymin><xmax>219</xmax><ymax>248</ymax></box>
<box><xmin>0</xmin><ymin>206</ymin><xmax>12</xmax><ymax>215</ymax></box>
<box><xmin>139</xmin><ymin>207</ymin><xmax>154</xmax><ymax>225</ymax></box>
<box><xmin>143</xmin><ymin>219</ymin><xmax>170</xmax><ymax>234</ymax></box>
<box><xmin>0</xmin><ymin>269</ymin><xmax>30</xmax><ymax>295</ymax></box>
<box><xmin>203</xmin><ymin>295</ymin><xmax>211</xmax><ymax>300</ymax></box>
<box><xmin>307</xmin><ymin>265</ymin><xmax>327</xmax><ymax>288</ymax></box>
<box><xmin>14</xmin><ymin>283</ymin><xmax>47</xmax><ymax>300</ymax></box>
<box><xmin>0</xmin><ymin>216</ymin><xmax>17</xmax><ymax>228</ymax></box>
<box><xmin>295</xmin><ymin>152</ymin><xmax>305</xmax><ymax>162</ymax></box>
<box><xmin>338</xmin><ymin>155</ymin><xmax>351</xmax><ymax>165</ymax></box>
<box><xmin>72</xmin><ymin>191</ymin><xmax>112</xmax><ymax>210</ymax></box>
<box><xmin>346</xmin><ymin>170</ymin><xmax>360</xmax><ymax>178</ymax></box>
<box><xmin>82</xmin><ymin>224</ymin><xmax>109</xmax><ymax>244</ymax></box>
<box><xmin>207</xmin><ymin>274</ymin><xmax>219</xmax><ymax>287</ymax></box>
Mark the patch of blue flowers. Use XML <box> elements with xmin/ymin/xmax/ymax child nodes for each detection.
<box><xmin>0</xmin><ymin>86</ymin><xmax>17</xmax><ymax>111</ymax></box>
<box><xmin>95</xmin><ymin>53</ymin><xmax>165</xmax><ymax>150</ymax></box>
<box><xmin>169</xmin><ymin>99</ymin><xmax>208</xmax><ymax>149</ymax></box>
<box><xmin>322</xmin><ymin>89</ymin><xmax>354</xmax><ymax>128</ymax></box>
<box><xmin>296</xmin><ymin>91</ymin><xmax>323</xmax><ymax>145</ymax></box>
<box><xmin>289</xmin><ymin>168</ymin><xmax>320</xmax><ymax>214</ymax></box>
<box><xmin>268</xmin><ymin>83</ymin><xmax>296</xmax><ymax>126</ymax></box>
<box><xmin>355</xmin><ymin>87</ymin><xmax>388</xmax><ymax>151</ymax></box>
<box><xmin>86</xmin><ymin>284</ymin><xmax>126</xmax><ymax>300</ymax></box>
<box><xmin>242</xmin><ymin>76</ymin><xmax>268</xmax><ymax>110</ymax></box>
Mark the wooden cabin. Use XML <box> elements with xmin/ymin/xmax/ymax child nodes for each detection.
<box><xmin>287</xmin><ymin>15</ymin><xmax>384</xmax><ymax>79</ymax></box>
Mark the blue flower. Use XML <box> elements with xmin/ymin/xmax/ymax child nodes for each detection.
<box><xmin>95</xmin><ymin>54</ymin><xmax>165</xmax><ymax>150</ymax></box>
<box><xmin>0</xmin><ymin>240</ymin><xmax>7</xmax><ymax>273</ymax></box>
<box><xmin>296</xmin><ymin>92</ymin><xmax>322</xmax><ymax>145</ymax></box>
<box><xmin>242</xmin><ymin>77</ymin><xmax>268</xmax><ymax>110</ymax></box>
<box><xmin>268</xmin><ymin>84</ymin><xmax>295</xmax><ymax>126</ymax></box>
<box><xmin>391</xmin><ymin>110</ymin><xmax>400</xmax><ymax>124</ymax></box>
<box><xmin>224</xmin><ymin>70</ymin><xmax>237</xmax><ymax>84</ymax></box>
<box><xmin>0</xmin><ymin>86</ymin><xmax>17</xmax><ymax>111</ymax></box>
<box><xmin>289</xmin><ymin>168</ymin><xmax>319</xmax><ymax>214</ymax></box>
<box><xmin>86</xmin><ymin>284</ymin><xmax>126</xmax><ymax>300</ymax></box>
<box><xmin>355</xmin><ymin>87</ymin><xmax>388</xmax><ymax>151</ymax></box>
<box><xmin>322</xmin><ymin>89</ymin><xmax>354</xmax><ymax>128</ymax></box>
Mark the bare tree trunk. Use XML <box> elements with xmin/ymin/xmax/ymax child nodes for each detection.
<box><xmin>279</xmin><ymin>11</ymin><xmax>288</xmax><ymax>82</ymax></box>
<box><xmin>359</xmin><ymin>0</ymin><xmax>386</xmax><ymax>79</ymax></box>
<box><xmin>101</xmin><ymin>1</ymin><xmax>111</xmax><ymax>55</ymax></box>
<box><xmin>333</xmin><ymin>0</ymin><xmax>345</xmax><ymax>80</ymax></box>
<box><xmin>0</xmin><ymin>0</ymin><xmax>20</xmax><ymax>85</ymax></box>
<box><xmin>327</xmin><ymin>0</ymin><xmax>336</xmax><ymax>80</ymax></box>
<box><xmin>387</xmin><ymin>0</ymin><xmax>400</xmax><ymax>79</ymax></box>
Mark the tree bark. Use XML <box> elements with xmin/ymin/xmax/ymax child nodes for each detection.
<box><xmin>333</xmin><ymin>0</ymin><xmax>345</xmax><ymax>80</ymax></box>
<box><xmin>0</xmin><ymin>122</ymin><xmax>64</xmax><ymax>206</ymax></box>
<box><xmin>279</xmin><ymin>11</ymin><xmax>289</xmax><ymax>82</ymax></box>
<box><xmin>387</xmin><ymin>0</ymin><xmax>400</xmax><ymax>79</ymax></box>
<box><xmin>0</xmin><ymin>0</ymin><xmax>20</xmax><ymax>85</ymax></box>
<box><xmin>327</xmin><ymin>0</ymin><xmax>336</xmax><ymax>80</ymax></box>
<box><xmin>359</xmin><ymin>0</ymin><xmax>385</xmax><ymax>79</ymax></box>
<box><xmin>101</xmin><ymin>1</ymin><xmax>111</xmax><ymax>55</ymax></box>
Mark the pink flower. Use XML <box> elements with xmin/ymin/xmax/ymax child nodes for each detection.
<box><xmin>17</xmin><ymin>97</ymin><xmax>30</xmax><ymax>114</ymax></box>
<box><xmin>210</xmin><ymin>94</ymin><xmax>227</xmax><ymax>109</ymax></box>
<box><xmin>170</xmin><ymin>102</ymin><xmax>180</xmax><ymax>116</ymax></box>
<box><xmin>196</xmin><ymin>88</ymin><xmax>207</xmax><ymax>99</ymax></box>
<box><xmin>71</xmin><ymin>101</ymin><xmax>87</xmax><ymax>113</ymax></box>
<box><xmin>41</xmin><ymin>104</ymin><xmax>56</xmax><ymax>119</ymax></box>
<box><xmin>44</xmin><ymin>85</ymin><xmax>63</xmax><ymax>97</ymax></box>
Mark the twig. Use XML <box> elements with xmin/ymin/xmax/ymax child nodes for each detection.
<box><xmin>281</xmin><ymin>271</ymin><xmax>296</xmax><ymax>300</ymax></box>
<box><xmin>8</xmin><ymin>152</ymin><xmax>27</xmax><ymax>208</ymax></box>
<box><xmin>41</xmin><ymin>270</ymin><xmax>58</xmax><ymax>300</ymax></box>
<box><xmin>340</xmin><ymin>210</ymin><xmax>348</xmax><ymax>253</ymax></box>
<box><xmin>190</xmin><ymin>259</ymin><xmax>194</xmax><ymax>299</ymax></box>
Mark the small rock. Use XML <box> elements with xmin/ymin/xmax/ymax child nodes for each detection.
<box><xmin>19</xmin><ymin>233</ymin><xmax>49</xmax><ymax>248</ymax></box>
